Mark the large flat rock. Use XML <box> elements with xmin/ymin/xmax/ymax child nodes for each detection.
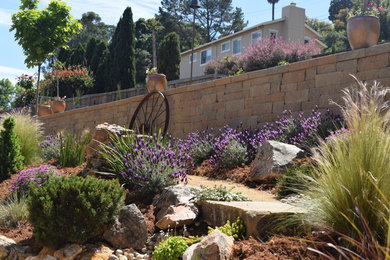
<box><xmin>198</xmin><ymin>201</ymin><xmax>305</xmax><ymax>239</ymax></box>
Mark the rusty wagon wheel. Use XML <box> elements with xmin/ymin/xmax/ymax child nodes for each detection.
<box><xmin>129</xmin><ymin>91</ymin><xmax>170</xmax><ymax>136</ymax></box>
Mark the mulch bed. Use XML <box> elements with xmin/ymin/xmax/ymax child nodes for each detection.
<box><xmin>188</xmin><ymin>156</ymin><xmax>315</xmax><ymax>192</ymax></box>
<box><xmin>232</xmin><ymin>236</ymin><xmax>321</xmax><ymax>260</ymax></box>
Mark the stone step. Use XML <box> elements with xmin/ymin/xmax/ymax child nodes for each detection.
<box><xmin>198</xmin><ymin>201</ymin><xmax>305</xmax><ymax>239</ymax></box>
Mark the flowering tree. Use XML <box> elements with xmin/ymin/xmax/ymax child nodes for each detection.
<box><xmin>43</xmin><ymin>65</ymin><xmax>94</xmax><ymax>98</ymax></box>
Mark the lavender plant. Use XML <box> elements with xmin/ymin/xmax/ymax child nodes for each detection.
<box><xmin>100</xmin><ymin>133</ymin><xmax>189</xmax><ymax>195</ymax></box>
<box><xmin>40</xmin><ymin>135</ymin><xmax>60</xmax><ymax>161</ymax></box>
<box><xmin>10</xmin><ymin>165</ymin><xmax>60</xmax><ymax>195</ymax></box>
<box><xmin>181</xmin><ymin>108</ymin><xmax>342</xmax><ymax>169</ymax></box>
<box><xmin>176</xmin><ymin>129</ymin><xmax>215</xmax><ymax>166</ymax></box>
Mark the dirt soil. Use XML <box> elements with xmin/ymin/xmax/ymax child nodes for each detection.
<box><xmin>232</xmin><ymin>236</ymin><xmax>320</xmax><ymax>260</ymax></box>
<box><xmin>187</xmin><ymin>175</ymin><xmax>277</xmax><ymax>202</ymax></box>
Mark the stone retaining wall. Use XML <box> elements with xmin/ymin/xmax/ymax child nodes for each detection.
<box><xmin>40</xmin><ymin>43</ymin><xmax>390</xmax><ymax>138</ymax></box>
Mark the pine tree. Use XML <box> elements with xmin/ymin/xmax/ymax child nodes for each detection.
<box><xmin>108</xmin><ymin>7</ymin><xmax>136</xmax><ymax>91</ymax></box>
<box><xmin>70</xmin><ymin>43</ymin><xmax>86</xmax><ymax>66</ymax></box>
<box><xmin>157</xmin><ymin>32</ymin><xmax>181</xmax><ymax>81</ymax></box>
<box><xmin>0</xmin><ymin>117</ymin><xmax>24</xmax><ymax>182</ymax></box>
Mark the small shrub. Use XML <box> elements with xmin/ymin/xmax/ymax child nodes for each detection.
<box><xmin>210</xmin><ymin>127</ymin><xmax>249</xmax><ymax>168</ymax></box>
<box><xmin>152</xmin><ymin>236</ymin><xmax>188</xmax><ymax>260</ymax></box>
<box><xmin>40</xmin><ymin>135</ymin><xmax>60</xmax><ymax>161</ymax></box>
<box><xmin>191</xmin><ymin>185</ymin><xmax>250</xmax><ymax>202</ymax></box>
<box><xmin>58</xmin><ymin>130</ymin><xmax>91</xmax><ymax>167</ymax></box>
<box><xmin>176</xmin><ymin>129</ymin><xmax>215</xmax><ymax>166</ymax></box>
<box><xmin>28</xmin><ymin>175</ymin><xmax>124</xmax><ymax>248</ymax></box>
<box><xmin>0</xmin><ymin>117</ymin><xmax>24</xmax><ymax>181</ymax></box>
<box><xmin>10</xmin><ymin>165</ymin><xmax>60</xmax><ymax>195</ymax></box>
<box><xmin>100</xmin><ymin>133</ymin><xmax>189</xmax><ymax>195</ymax></box>
<box><xmin>0</xmin><ymin>192</ymin><xmax>28</xmax><ymax>227</ymax></box>
<box><xmin>3</xmin><ymin>111</ymin><xmax>44</xmax><ymax>165</ymax></box>
<box><xmin>276</xmin><ymin>165</ymin><xmax>316</xmax><ymax>197</ymax></box>
<box><xmin>208</xmin><ymin>217</ymin><xmax>246</xmax><ymax>240</ymax></box>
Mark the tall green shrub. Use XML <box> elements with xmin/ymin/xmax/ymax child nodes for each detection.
<box><xmin>305</xmin><ymin>77</ymin><xmax>390</xmax><ymax>244</ymax></box>
<box><xmin>0</xmin><ymin>117</ymin><xmax>24</xmax><ymax>181</ymax></box>
<box><xmin>28</xmin><ymin>175</ymin><xmax>124</xmax><ymax>248</ymax></box>
<box><xmin>157</xmin><ymin>32</ymin><xmax>181</xmax><ymax>81</ymax></box>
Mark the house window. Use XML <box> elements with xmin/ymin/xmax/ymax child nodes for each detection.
<box><xmin>221</xmin><ymin>41</ymin><xmax>230</xmax><ymax>53</ymax></box>
<box><xmin>232</xmin><ymin>38</ymin><xmax>241</xmax><ymax>55</ymax></box>
<box><xmin>269</xmin><ymin>29</ymin><xmax>278</xmax><ymax>41</ymax></box>
<box><xmin>200</xmin><ymin>49</ymin><xmax>212</xmax><ymax>65</ymax></box>
<box><xmin>189</xmin><ymin>52</ymin><xmax>197</xmax><ymax>63</ymax></box>
<box><xmin>304</xmin><ymin>36</ymin><xmax>311</xmax><ymax>44</ymax></box>
<box><xmin>251</xmin><ymin>31</ymin><xmax>262</xmax><ymax>44</ymax></box>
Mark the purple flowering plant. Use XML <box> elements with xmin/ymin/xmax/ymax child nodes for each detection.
<box><xmin>176</xmin><ymin>128</ymin><xmax>216</xmax><ymax>166</ymax></box>
<box><xmin>205</xmin><ymin>38</ymin><xmax>320</xmax><ymax>76</ymax></box>
<box><xmin>40</xmin><ymin>134</ymin><xmax>60</xmax><ymax>161</ymax></box>
<box><xmin>112</xmin><ymin>133</ymin><xmax>189</xmax><ymax>195</ymax></box>
<box><xmin>10</xmin><ymin>165</ymin><xmax>60</xmax><ymax>195</ymax></box>
<box><xmin>180</xmin><ymin>107</ymin><xmax>342</xmax><ymax>168</ymax></box>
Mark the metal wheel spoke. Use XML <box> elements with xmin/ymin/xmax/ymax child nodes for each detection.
<box><xmin>129</xmin><ymin>91</ymin><xmax>169</xmax><ymax>136</ymax></box>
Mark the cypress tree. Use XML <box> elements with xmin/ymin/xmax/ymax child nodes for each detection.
<box><xmin>157</xmin><ymin>32</ymin><xmax>181</xmax><ymax>81</ymax></box>
<box><xmin>109</xmin><ymin>7</ymin><xmax>136</xmax><ymax>91</ymax></box>
<box><xmin>0</xmin><ymin>117</ymin><xmax>24</xmax><ymax>182</ymax></box>
<box><xmin>90</xmin><ymin>40</ymin><xmax>107</xmax><ymax>74</ymax></box>
<box><xmin>70</xmin><ymin>43</ymin><xmax>86</xmax><ymax>66</ymax></box>
<box><xmin>85</xmin><ymin>38</ymin><xmax>97</xmax><ymax>66</ymax></box>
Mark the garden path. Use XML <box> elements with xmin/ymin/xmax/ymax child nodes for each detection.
<box><xmin>187</xmin><ymin>175</ymin><xmax>277</xmax><ymax>202</ymax></box>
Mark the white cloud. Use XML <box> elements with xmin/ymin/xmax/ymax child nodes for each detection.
<box><xmin>0</xmin><ymin>9</ymin><xmax>14</xmax><ymax>26</ymax></box>
<box><xmin>41</xmin><ymin>0</ymin><xmax>161</xmax><ymax>25</ymax></box>
<box><xmin>0</xmin><ymin>65</ymin><xmax>35</xmax><ymax>85</ymax></box>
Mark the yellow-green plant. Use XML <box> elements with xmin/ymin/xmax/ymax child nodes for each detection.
<box><xmin>208</xmin><ymin>217</ymin><xmax>246</xmax><ymax>240</ymax></box>
<box><xmin>305</xmin><ymin>76</ymin><xmax>390</xmax><ymax>244</ymax></box>
<box><xmin>152</xmin><ymin>236</ymin><xmax>188</xmax><ymax>260</ymax></box>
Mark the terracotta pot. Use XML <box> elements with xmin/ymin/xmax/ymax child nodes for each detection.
<box><xmin>37</xmin><ymin>104</ymin><xmax>52</xmax><ymax>116</ymax></box>
<box><xmin>347</xmin><ymin>16</ymin><xmax>380</xmax><ymax>50</ymax></box>
<box><xmin>146</xmin><ymin>73</ymin><xmax>167</xmax><ymax>93</ymax></box>
<box><xmin>51</xmin><ymin>100</ymin><xmax>66</xmax><ymax>113</ymax></box>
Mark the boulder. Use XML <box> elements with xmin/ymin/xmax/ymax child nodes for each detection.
<box><xmin>75</xmin><ymin>243</ymin><xmax>113</xmax><ymax>260</ymax></box>
<box><xmin>155</xmin><ymin>205</ymin><xmax>198</xmax><ymax>229</ymax></box>
<box><xmin>0</xmin><ymin>235</ymin><xmax>16</xmax><ymax>259</ymax></box>
<box><xmin>249</xmin><ymin>140</ymin><xmax>304</xmax><ymax>181</ymax></box>
<box><xmin>182</xmin><ymin>230</ymin><xmax>234</xmax><ymax>260</ymax></box>
<box><xmin>84</xmin><ymin>123</ymin><xmax>134</xmax><ymax>173</ymax></box>
<box><xmin>0</xmin><ymin>235</ymin><xmax>32</xmax><ymax>259</ymax></box>
<box><xmin>153</xmin><ymin>185</ymin><xmax>200</xmax><ymax>211</ymax></box>
<box><xmin>54</xmin><ymin>244</ymin><xmax>82</xmax><ymax>260</ymax></box>
<box><xmin>153</xmin><ymin>185</ymin><xmax>200</xmax><ymax>229</ymax></box>
<box><xmin>103</xmin><ymin>204</ymin><xmax>148</xmax><ymax>250</ymax></box>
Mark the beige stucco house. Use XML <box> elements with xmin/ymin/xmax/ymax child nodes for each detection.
<box><xmin>180</xmin><ymin>3</ymin><xmax>326</xmax><ymax>79</ymax></box>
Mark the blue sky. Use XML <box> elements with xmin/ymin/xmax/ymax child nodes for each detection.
<box><xmin>0</xmin><ymin>0</ymin><xmax>331</xmax><ymax>84</ymax></box>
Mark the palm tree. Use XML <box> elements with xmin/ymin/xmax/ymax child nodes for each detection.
<box><xmin>267</xmin><ymin>0</ymin><xmax>280</xmax><ymax>21</ymax></box>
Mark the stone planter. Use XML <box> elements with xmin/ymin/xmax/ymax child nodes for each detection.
<box><xmin>146</xmin><ymin>73</ymin><xmax>167</xmax><ymax>93</ymax></box>
<box><xmin>37</xmin><ymin>104</ymin><xmax>52</xmax><ymax>116</ymax></box>
<box><xmin>51</xmin><ymin>100</ymin><xmax>66</xmax><ymax>113</ymax></box>
<box><xmin>347</xmin><ymin>16</ymin><xmax>380</xmax><ymax>50</ymax></box>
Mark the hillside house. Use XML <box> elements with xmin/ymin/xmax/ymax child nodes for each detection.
<box><xmin>179</xmin><ymin>3</ymin><xmax>326</xmax><ymax>79</ymax></box>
